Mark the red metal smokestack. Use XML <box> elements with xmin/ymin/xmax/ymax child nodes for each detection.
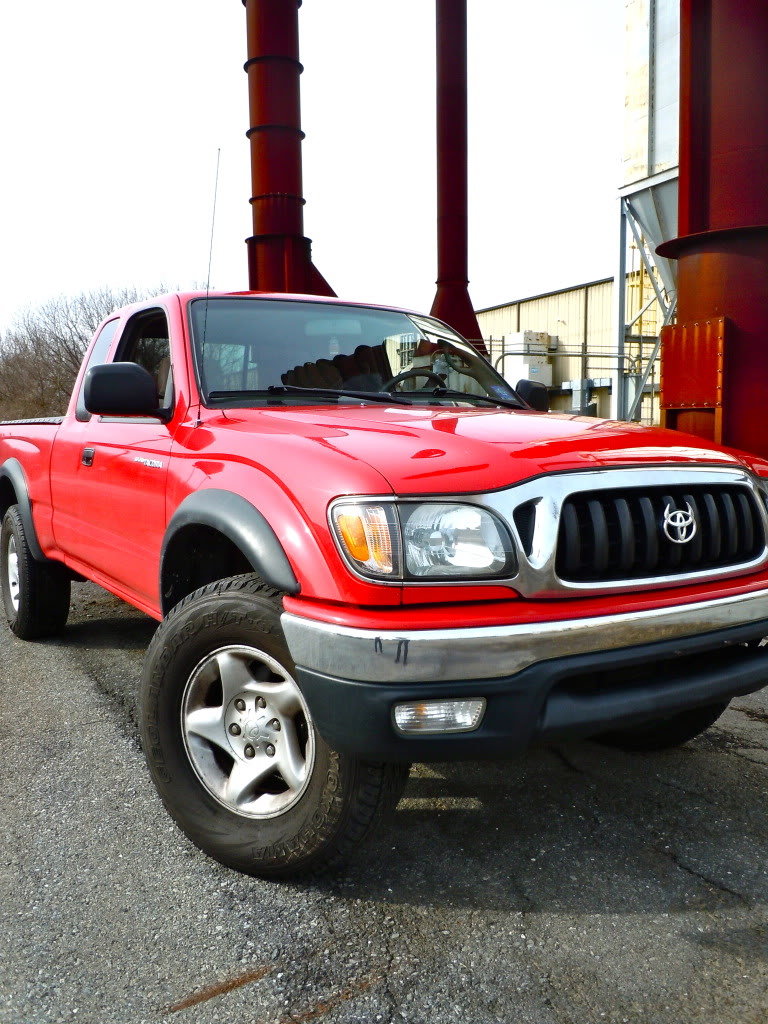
<box><xmin>242</xmin><ymin>0</ymin><xmax>333</xmax><ymax>295</ymax></box>
<box><xmin>430</xmin><ymin>0</ymin><xmax>483</xmax><ymax>346</ymax></box>
<box><xmin>657</xmin><ymin>0</ymin><xmax>768</xmax><ymax>455</ymax></box>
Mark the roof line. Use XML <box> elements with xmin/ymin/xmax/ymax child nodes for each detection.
<box><xmin>476</xmin><ymin>275</ymin><xmax>614</xmax><ymax>313</ymax></box>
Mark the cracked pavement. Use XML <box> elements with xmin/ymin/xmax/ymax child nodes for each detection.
<box><xmin>1</xmin><ymin>582</ymin><xmax>767</xmax><ymax>1024</ymax></box>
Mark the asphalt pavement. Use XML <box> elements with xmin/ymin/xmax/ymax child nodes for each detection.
<box><xmin>1</xmin><ymin>582</ymin><xmax>767</xmax><ymax>1024</ymax></box>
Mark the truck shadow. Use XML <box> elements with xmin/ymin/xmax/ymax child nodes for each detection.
<box><xmin>310</xmin><ymin>728</ymin><xmax>768</xmax><ymax>916</ymax></box>
<box><xmin>41</xmin><ymin>584</ymin><xmax>768</xmax><ymax>919</ymax></box>
<box><xmin>55</xmin><ymin>581</ymin><xmax>158</xmax><ymax>651</ymax></box>
<box><xmin>60</xmin><ymin>615</ymin><xmax>157</xmax><ymax>651</ymax></box>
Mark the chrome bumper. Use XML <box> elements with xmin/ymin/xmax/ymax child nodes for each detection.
<box><xmin>281</xmin><ymin>587</ymin><xmax>768</xmax><ymax>684</ymax></box>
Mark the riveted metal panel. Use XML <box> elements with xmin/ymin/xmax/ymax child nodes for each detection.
<box><xmin>660</xmin><ymin>317</ymin><xmax>726</xmax><ymax>442</ymax></box>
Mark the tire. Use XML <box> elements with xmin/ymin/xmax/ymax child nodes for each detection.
<box><xmin>595</xmin><ymin>700</ymin><xmax>729</xmax><ymax>752</ymax></box>
<box><xmin>139</xmin><ymin>574</ymin><xmax>407</xmax><ymax>878</ymax></box>
<box><xmin>1</xmin><ymin>506</ymin><xmax>71</xmax><ymax>640</ymax></box>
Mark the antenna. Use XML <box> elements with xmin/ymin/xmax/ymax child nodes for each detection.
<box><xmin>205</xmin><ymin>148</ymin><xmax>221</xmax><ymax>295</ymax></box>
<box><xmin>201</xmin><ymin>148</ymin><xmax>221</xmax><ymax>359</ymax></box>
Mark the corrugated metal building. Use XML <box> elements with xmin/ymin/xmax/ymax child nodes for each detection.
<box><xmin>477</xmin><ymin>268</ymin><xmax>663</xmax><ymax>423</ymax></box>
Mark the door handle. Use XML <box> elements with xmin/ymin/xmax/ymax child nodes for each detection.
<box><xmin>81</xmin><ymin>448</ymin><xmax>95</xmax><ymax>467</ymax></box>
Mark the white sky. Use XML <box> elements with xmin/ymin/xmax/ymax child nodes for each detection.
<box><xmin>0</xmin><ymin>0</ymin><xmax>622</xmax><ymax>336</ymax></box>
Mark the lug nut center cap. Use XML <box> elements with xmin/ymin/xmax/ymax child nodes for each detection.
<box><xmin>225</xmin><ymin>698</ymin><xmax>276</xmax><ymax>759</ymax></box>
<box><xmin>244</xmin><ymin>720</ymin><xmax>267</xmax><ymax>744</ymax></box>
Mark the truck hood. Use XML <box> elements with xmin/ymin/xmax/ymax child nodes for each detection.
<box><xmin>218</xmin><ymin>405</ymin><xmax>747</xmax><ymax>495</ymax></box>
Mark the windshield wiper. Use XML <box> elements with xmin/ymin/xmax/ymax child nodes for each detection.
<box><xmin>208</xmin><ymin>385</ymin><xmax>413</xmax><ymax>406</ymax></box>
<box><xmin>430</xmin><ymin>387</ymin><xmax>524</xmax><ymax>410</ymax></box>
<box><xmin>268</xmin><ymin>385</ymin><xmax>415</xmax><ymax>405</ymax></box>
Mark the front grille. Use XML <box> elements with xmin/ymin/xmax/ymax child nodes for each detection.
<box><xmin>556</xmin><ymin>484</ymin><xmax>766</xmax><ymax>582</ymax></box>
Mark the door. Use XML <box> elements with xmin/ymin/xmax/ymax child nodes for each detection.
<box><xmin>50</xmin><ymin>307</ymin><xmax>176</xmax><ymax>607</ymax></box>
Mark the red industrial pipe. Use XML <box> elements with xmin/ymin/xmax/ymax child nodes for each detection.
<box><xmin>658</xmin><ymin>0</ymin><xmax>768</xmax><ymax>456</ymax></box>
<box><xmin>242</xmin><ymin>0</ymin><xmax>333</xmax><ymax>295</ymax></box>
<box><xmin>430</xmin><ymin>0</ymin><xmax>483</xmax><ymax>347</ymax></box>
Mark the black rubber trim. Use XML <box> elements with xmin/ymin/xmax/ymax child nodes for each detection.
<box><xmin>294</xmin><ymin>616</ymin><xmax>768</xmax><ymax>762</ymax></box>
<box><xmin>161</xmin><ymin>490</ymin><xmax>299</xmax><ymax>607</ymax></box>
<box><xmin>0</xmin><ymin>459</ymin><xmax>46</xmax><ymax>562</ymax></box>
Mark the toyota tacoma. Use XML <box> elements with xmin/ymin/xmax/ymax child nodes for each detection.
<box><xmin>2</xmin><ymin>291</ymin><xmax>768</xmax><ymax>877</ymax></box>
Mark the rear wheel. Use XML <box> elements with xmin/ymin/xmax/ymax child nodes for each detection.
<box><xmin>140</xmin><ymin>574</ymin><xmax>407</xmax><ymax>878</ymax></box>
<box><xmin>595</xmin><ymin>700</ymin><xmax>729</xmax><ymax>752</ymax></box>
<box><xmin>1</xmin><ymin>506</ymin><xmax>70</xmax><ymax>639</ymax></box>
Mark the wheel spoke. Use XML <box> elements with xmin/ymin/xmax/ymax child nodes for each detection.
<box><xmin>261</xmin><ymin>677</ymin><xmax>301</xmax><ymax>717</ymax></box>
<box><xmin>215</xmin><ymin>649</ymin><xmax>255</xmax><ymax>704</ymax></box>
<box><xmin>275</xmin><ymin>720</ymin><xmax>308</xmax><ymax>793</ymax></box>
<box><xmin>185</xmin><ymin>706</ymin><xmax>229</xmax><ymax>753</ymax></box>
<box><xmin>224</xmin><ymin>756</ymin><xmax>274</xmax><ymax>807</ymax></box>
<box><xmin>7</xmin><ymin>536</ymin><xmax>20</xmax><ymax>612</ymax></box>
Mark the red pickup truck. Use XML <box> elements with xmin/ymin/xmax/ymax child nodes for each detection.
<box><xmin>3</xmin><ymin>291</ymin><xmax>768</xmax><ymax>877</ymax></box>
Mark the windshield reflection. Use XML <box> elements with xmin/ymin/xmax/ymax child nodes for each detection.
<box><xmin>189</xmin><ymin>298</ymin><xmax>519</xmax><ymax>408</ymax></box>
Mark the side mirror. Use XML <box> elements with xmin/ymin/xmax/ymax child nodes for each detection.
<box><xmin>515</xmin><ymin>378</ymin><xmax>549</xmax><ymax>413</ymax></box>
<box><xmin>84</xmin><ymin>363</ymin><xmax>166</xmax><ymax>419</ymax></box>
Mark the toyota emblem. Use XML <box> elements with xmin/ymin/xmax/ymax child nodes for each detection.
<box><xmin>662</xmin><ymin>502</ymin><xmax>697</xmax><ymax>544</ymax></box>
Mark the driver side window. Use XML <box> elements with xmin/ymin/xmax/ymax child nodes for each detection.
<box><xmin>116</xmin><ymin>309</ymin><xmax>174</xmax><ymax>413</ymax></box>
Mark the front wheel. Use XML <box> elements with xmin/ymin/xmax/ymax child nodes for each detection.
<box><xmin>1</xmin><ymin>506</ymin><xmax>70</xmax><ymax>639</ymax></box>
<box><xmin>595</xmin><ymin>700</ymin><xmax>729</xmax><ymax>752</ymax></box>
<box><xmin>139</xmin><ymin>575</ymin><xmax>407</xmax><ymax>878</ymax></box>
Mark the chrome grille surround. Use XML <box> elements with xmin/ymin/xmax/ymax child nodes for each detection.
<box><xmin>440</xmin><ymin>466</ymin><xmax>768</xmax><ymax>598</ymax></box>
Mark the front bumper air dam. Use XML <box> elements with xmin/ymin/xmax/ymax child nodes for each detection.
<box><xmin>281</xmin><ymin>589</ymin><xmax>768</xmax><ymax>761</ymax></box>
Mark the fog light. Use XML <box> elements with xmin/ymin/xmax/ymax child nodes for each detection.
<box><xmin>393</xmin><ymin>698</ymin><xmax>486</xmax><ymax>735</ymax></box>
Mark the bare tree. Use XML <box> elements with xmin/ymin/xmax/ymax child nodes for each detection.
<box><xmin>0</xmin><ymin>286</ymin><xmax>167</xmax><ymax>420</ymax></box>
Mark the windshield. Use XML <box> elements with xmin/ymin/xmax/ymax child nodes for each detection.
<box><xmin>188</xmin><ymin>298</ymin><xmax>520</xmax><ymax>408</ymax></box>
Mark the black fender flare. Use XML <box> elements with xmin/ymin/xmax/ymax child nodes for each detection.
<box><xmin>0</xmin><ymin>459</ymin><xmax>46</xmax><ymax>562</ymax></box>
<box><xmin>161</xmin><ymin>489</ymin><xmax>300</xmax><ymax>605</ymax></box>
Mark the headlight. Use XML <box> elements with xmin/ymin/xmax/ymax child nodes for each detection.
<box><xmin>401</xmin><ymin>502</ymin><xmax>514</xmax><ymax>578</ymax></box>
<box><xmin>330</xmin><ymin>500</ymin><xmax>516</xmax><ymax>582</ymax></box>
